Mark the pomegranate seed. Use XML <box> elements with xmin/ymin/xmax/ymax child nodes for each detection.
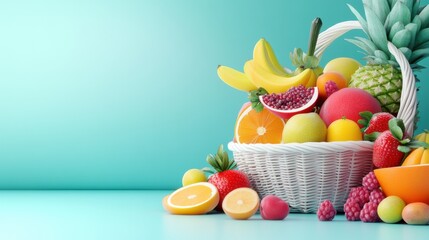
<box><xmin>262</xmin><ymin>85</ymin><xmax>314</xmax><ymax>111</ymax></box>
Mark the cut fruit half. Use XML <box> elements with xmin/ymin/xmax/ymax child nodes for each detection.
<box><xmin>222</xmin><ymin>187</ymin><xmax>260</xmax><ymax>220</ymax></box>
<box><xmin>259</xmin><ymin>86</ymin><xmax>318</xmax><ymax>119</ymax></box>
<box><xmin>164</xmin><ymin>182</ymin><xmax>219</xmax><ymax>215</ymax></box>
<box><xmin>234</xmin><ymin>103</ymin><xmax>285</xmax><ymax>144</ymax></box>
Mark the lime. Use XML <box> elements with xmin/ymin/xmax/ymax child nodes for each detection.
<box><xmin>377</xmin><ymin>196</ymin><xmax>405</xmax><ymax>223</ymax></box>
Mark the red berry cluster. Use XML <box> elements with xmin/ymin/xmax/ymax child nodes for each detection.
<box><xmin>317</xmin><ymin>200</ymin><xmax>336</xmax><ymax>221</ymax></box>
<box><xmin>344</xmin><ymin>171</ymin><xmax>385</xmax><ymax>222</ymax></box>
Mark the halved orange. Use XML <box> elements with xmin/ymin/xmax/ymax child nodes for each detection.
<box><xmin>163</xmin><ymin>182</ymin><xmax>219</xmax><ymax>215</ymax></box>
<box><xmin>222</xmin><ymin>187</ymin><xmax>260</xmax><ymax>220</ymax></box>
<box><xmin>234</xmin><ymin>103</ymin><xmax>285</xmax><ymax>144</ymax></box>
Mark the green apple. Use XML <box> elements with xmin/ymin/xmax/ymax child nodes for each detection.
<box><xmin>377</xmin><ymin>196</ymin><xmax>406</xmax><ymax>223</ymax></box>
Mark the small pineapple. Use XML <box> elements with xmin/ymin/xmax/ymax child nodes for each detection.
<box><xmin>347</xmin><ymin>0</ymin><xmax>429</xmax><ymax>114</ymax></box>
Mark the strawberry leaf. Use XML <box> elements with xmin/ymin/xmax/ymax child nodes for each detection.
<box><xmin>358</xmin><ymin>111</ymin><xmax>373</xmax><ymax>132</ymax></box>
<box><xmin>206</xmin><ymin>154</ymin><xmax>220</xmax><ymax>171</ymax></box>
<box><xmin>228</xmin><ymin>161</ymin><xmax>237</xmax><ymax>170</ymax></box>
<box><xmin>407</xmin><ymin>140</ymin><xmax>429</xmax><ymax>149</ymax></box>
<box><xmin>249</xmin><ymin>88</ymin><xmax>268</xmax><ymax>113</ymax></box>
<box><xmin>364</xmin><ymin>131</ymin><xmax>380</xmax><ymax>141</ymax></box>
<box><xmin>202</xmin><ymin>167</ymin><xmax>215</xmax><ymax>175</ymax></box>
<box><xmin>217</xmin><ymin>144</ymin><xmax>224</xmax><ymax>156</ymax></box>
<box><xmin>388</xmin><ymin>118</ymin><xmax>404</xmax><ymax>140</ymax></box>
<box><xmin>397</xmin><ymin>145</ymin><xmax>411</xmax><ymax>153</ymax></box>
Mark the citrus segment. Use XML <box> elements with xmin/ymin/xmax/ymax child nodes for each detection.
<box><xmin>234</xmin><ymin>104</ymin><xmax>285</xmax><ymax>144</ymax></box>
<box><xmin>164</xmin><ymin>182</ymin><xmax>219</xmax><ymax>215</ymax></box>
<box><xmin>162</xmin><ymin>194</ymin><xmax>172</xmax><ymax>212</ymax></box>
<box><xmin>222</xmin><ymin>188</ymin><xmax>260</xmax><ymax>220</ymax></box>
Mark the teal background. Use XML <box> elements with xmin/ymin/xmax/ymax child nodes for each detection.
<box><xmin>0</xmin><ymin>0</ymin><xmax>428</xmax><ymax>190</ymax></box>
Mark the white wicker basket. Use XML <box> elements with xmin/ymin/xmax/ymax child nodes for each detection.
<box><xmin>228</xmin><ymin>21</ymin><xmax>417</xmax><ymax>213</ymax></box>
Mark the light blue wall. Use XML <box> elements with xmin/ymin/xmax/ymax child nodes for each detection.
<box><xmin>0</xmin><ymin>0</ymin><xmax>428</xmax><ymax>189</ymax></box>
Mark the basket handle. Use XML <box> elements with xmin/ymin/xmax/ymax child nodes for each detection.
<box><xmin>315</xmin><ymin>21</ymin><xmax>417</xmax><ymax>137</ymax></box>
<box><xmin>388</xmin><ymin>42</ymin><xmax>417</xmax><ymax>137</ymax></box>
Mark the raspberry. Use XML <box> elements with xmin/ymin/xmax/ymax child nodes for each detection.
<box><xmin>369</xmin><ymin>189</ymin><xmax>385</xmax><ymax>205</ymax></box>
<box><xmin>317</xmin><ymin>200</ymin><xmax>336</xmax><ymax>221</ymax></box>
<box><xmin>344</xmin><ymin>198</ymin><xmax>361</xmax><ymax>221</ymax></box>
<box><xmin>348</xmin><ymin>186</ymin><xmax>370</xmax><ymax>207</ymax></box>
<box><xmin>360</xmin><ymin>202</ymin><xmax>380</xmax><ymax>222</ymax></box>
<box><xmin>325</xmin><ymin>81</ymin><xmax>339</xmax><ymax>97</ymax></box>
<box><xmin>362</xmin><ymin>171</ymin><xmax>380</xmax><ymax>191</ymax></box>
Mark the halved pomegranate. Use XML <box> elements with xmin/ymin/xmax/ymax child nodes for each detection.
<box><xmin>259</xmin><ymin>86</ymin><xmax>318</xmax><ymax>119</ymax></box>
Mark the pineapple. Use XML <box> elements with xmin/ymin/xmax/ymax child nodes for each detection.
<box><xmin>347</xmin><ymin>0</ymin><xmax>429</xmax><ymax>114</ymax></box>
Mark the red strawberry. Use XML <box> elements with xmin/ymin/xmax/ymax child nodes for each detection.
<box><xmin>373</xmin><ymin>130</ymin><xmax>406</xmax><ymax>168</ymax></box>
<box><xmin>372</xmin><ymin>118</ymin><xmax>424</xmax><ymax>168</ymax></box>
<box><xmin>358</xmin><ymin>111</ymin><xmax>395</xmax><ymax>139</ymax></box>
<box><xmin>203</xmin><ymin>145</ymin><xmax>251</xmax><ymax>211</ymax></box>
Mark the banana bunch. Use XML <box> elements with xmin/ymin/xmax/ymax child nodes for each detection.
<box><xmin>217</xmin><ymin>65</ymin><xmax>257</xmax><ymax>92</ymax></box>
<box><xmin>414</xmin><ymin>129</ymin><xmax>429</xmax><ymax>143</ymax></box>
<box><xmin>217</xmin><ymin>38</ymin><xmax>315</xmax><ymax>93</ymax></box>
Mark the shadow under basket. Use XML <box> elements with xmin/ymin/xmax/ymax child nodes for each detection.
<box><xmin>228</xmin><ymin>141</ymin><xmax>374</xmax><ymax>213</ymax></box>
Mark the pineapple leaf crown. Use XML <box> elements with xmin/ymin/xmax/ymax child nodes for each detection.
<box><xmin>347</xmin><ymin>0</ymin><xmax>429</xmax><ymax>70</ymax></box>
<box><xmin>202</xmin><ymin>144</ymin><xmax>237</xmax><ymax>174</ymax></box>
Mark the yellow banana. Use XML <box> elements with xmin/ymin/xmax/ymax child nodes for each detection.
<box><xmin>414</xmin><ymin>129</ymin><xmax>429</xmax><ymax>143</ymax></box>
<box><xmin>421</xmin><ymin>149</ymin><xmax>429</xmax><ymax>164</ymax></box>
<box><xmin>244</xmin><ymin>60</ymin><xmax>313</xmax><ymax>93</ymax></box>
<box><xmin>217</xmin><ymin>65</ymin><xmax>258</xmax><ymax>92</ymax></box>
<box><xmin>264</xmin><ymin>40</ymin><xmax>290</xmax><ymax>75</ymax></box>
<box><xmin>426</xmin><ymin>132</ymin><xmax>429</xmax><ymax>144</ymax></box>
<box><xmin>305</xmin><ymin>70</ymin><xmax>317</xmax><ymax>88</ymax></box>
<box><xmin>414</xmin><ymin>132</ymin><xmax>425</xmax><ymax>141</ymax></box>
<box><xmin>253</xmin><ymin>39</ymin><xmax>290</xmax><ymax>76</ymax></box>
<box><xmin>402</xmin><ymin>147</ymin><xmax>425</xmax><ymax>166</ymax></box>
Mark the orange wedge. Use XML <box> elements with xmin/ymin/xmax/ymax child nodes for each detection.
<box><xmin>163</xmin><ymin>182</ymin><xmax>219</xmax><ymax>215</ymax></box>
<box><xmin>222</xmin><ymin>187</ymin><xmax>260</xmax><ymax>220</ymax></box>
<box><xmin>234</xmin><ymin>103</ymin><xmax>285</xmax><ymax>144</ymax></box>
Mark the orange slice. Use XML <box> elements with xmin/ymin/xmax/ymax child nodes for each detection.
<box><xmin>234</xmin><ymin>103</ymin><xmax>285</xmax><ymax>144</ymax></box>
<box><xmin>164</xmin><ymin>182</ymin><xmax>219</xmax><ymax>215</ymax></box>
<box><xmin>222</xmin><ymin>187</ymin><xmax>260</xmax><ymax>220</ymax></box>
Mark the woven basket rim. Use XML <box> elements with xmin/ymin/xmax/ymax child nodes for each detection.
<box><xmin>228</xmin><ymin>140</ymin><xmax>373</xmax><ymax>154</ymax></box>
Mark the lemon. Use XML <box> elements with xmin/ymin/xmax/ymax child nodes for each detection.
<box><xmin>323</xmin><ymin>57</ymin><xmax>361</xmax><ymax>85</ymax></box>
<box><xmin>182</xmin><ymin>169</ymin><xmax>207</xmax><ymax>186</ymax></box>
<box><xmin>327</xmin><ymin>118</ymin><xmax>363</xmax><ymax>142</ymax></box>
<box><xmin>282</xmin><ymin>112</ymin><xmax>327</xmax><ymax>143</ymax></box>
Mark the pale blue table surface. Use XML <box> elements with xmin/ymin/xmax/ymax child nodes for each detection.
<box><xmin>0</xmin><ymin>190</ymin><xmax>428</xmax><ymax>240</ymax></box>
